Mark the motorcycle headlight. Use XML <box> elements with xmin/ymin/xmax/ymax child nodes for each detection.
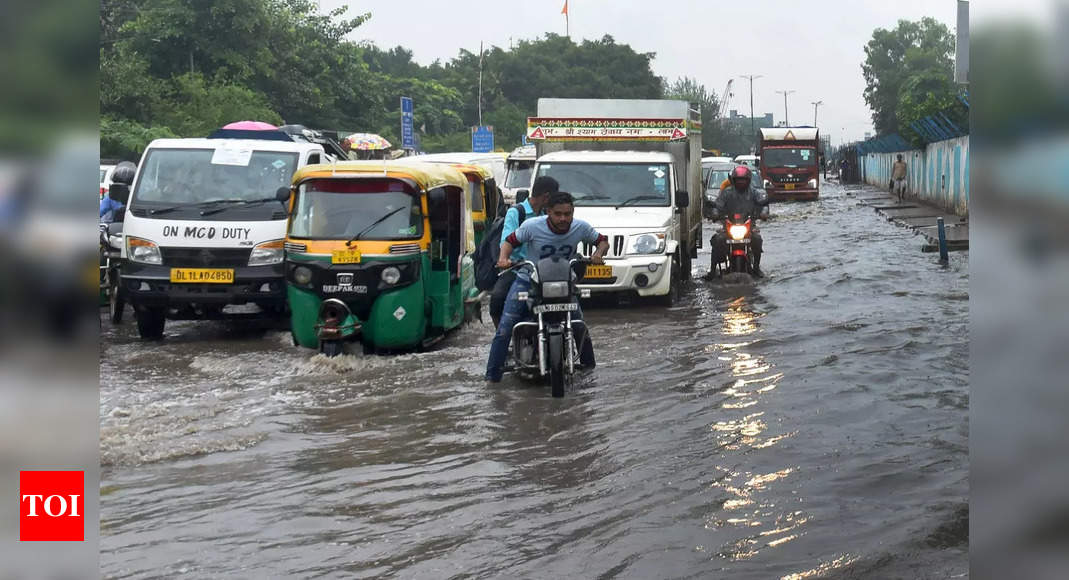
<box><xmin>293</xmin><ymin>265</ymin><xmax>313</xmax><ymax>285</ymax></box>
<box><xmin>807</xmin><ymin>179</ymin><xmax>818</xmax><ymax>188</ymax></box>
<box><xmin>249</xmin><ymin>239</ymin><xmax>284</xmax><ymax>266</ymax></box>
<box><xmin>542</xmin><ymin>281</ymin><xmax>569</xmax><ymax>299</ymax></box>
<box><xmin>729</xmin><ymin>225</ymin><xmax>749</xmax><ymax>240</ymax></box>
<box><xmin>126</xmin><ymin>236</ymin><xmax>162</xmax><ymax>264</ymax></box>
<box><xmin>627</xmin><ymin>232</ymin><xmax>666</xmax><ymax>255</ymax></box>
<box><xmin>381</xmin><ymin>266</ymin><xmax>401</xmax><ymax>285</ymax></box>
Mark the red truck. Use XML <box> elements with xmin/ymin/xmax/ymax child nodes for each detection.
<box><xmin>758</xmin><ymin>127</ymin><xmax>820</xmax><ymax>201</ymax></box>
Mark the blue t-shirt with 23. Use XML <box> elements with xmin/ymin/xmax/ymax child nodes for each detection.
<box><xmin>509</xmin><ymin>216</ymin><xmax>601</xmax><ymax>278</ymax></box>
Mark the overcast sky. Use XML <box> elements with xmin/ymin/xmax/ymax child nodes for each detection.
<box><xmin>319</xmin><ymin>1</ymin><xmax>983</xmax><ymax>145</ymax></box>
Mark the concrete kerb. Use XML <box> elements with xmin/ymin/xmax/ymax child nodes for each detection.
<box><xmin>867</xmin><ymin>185</ymin><xmax>969</xmax><ymax>252</ymax></box>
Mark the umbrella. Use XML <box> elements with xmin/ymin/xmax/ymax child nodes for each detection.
<box><xmin>344</xmin><ymin>133</ymin><xmax>392</xmax><ymax>151</ymax></box>
<box><xmin>222</xmin><ymin>120</ymin><xmax>279</xmax><ymax>131</ymax></box>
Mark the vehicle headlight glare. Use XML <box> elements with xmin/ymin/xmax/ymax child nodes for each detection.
<box><xmin>249</xmin><ymin>240</ymin><xmax>284</xmax><ymax>266</ymax></box>
<box><xmin>381</xmin><ymin>266</ymin><xmax>401</xmax><ymax>285</ymax></box>
<box><xmin>127</xmin><ymin>236</ymin><xmax>162</xmax><ymax>264</ymax></box>
<box><xmin>807</xmin><ymin>179</ymin><xmax>818</xmax><ymax>188</ymax></box>
<box><xmin>729</xmin><ymin>225</ymin><xmax>749</xmax><ymax>240</ymax></box>
<box><xmin>763</xmin><ymin>179</ymin><xmax>771</xmax><ymax>188</ymax></box>
<box><xmin>293</xmin><ymin>266</ymin><xmax>312</xmax><ymax>285</ymax></box>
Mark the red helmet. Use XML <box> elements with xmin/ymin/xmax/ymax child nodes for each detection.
<box><xmin>730</xmin><ymin>165</ymin><xmax>752</xmax><ymax>186</ymax></box>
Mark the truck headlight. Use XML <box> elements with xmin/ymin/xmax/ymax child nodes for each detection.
<box><xmin>807</xmin><ymin>179</ymin><xmax>817</xmax><ymax>188</ymax></box>
<box><xmin>249</xmin><ymin>239</ymin><xmax>284</xmax><ymax>266</ymax></box>
<box><xmin>127</xmin><ymin>236</ymin><xmax>162</xmax><ymax>264</ymax></box>
<box><xmin>626</xmin><ymin>232</ymin><xmax>666</xmax><ymax>255</ymax></box>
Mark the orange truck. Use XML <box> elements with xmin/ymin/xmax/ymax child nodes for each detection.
<box><xmin>758</xmin><ymin>127</ymin><xmax>820</xmax><ymax>201</ymax></box>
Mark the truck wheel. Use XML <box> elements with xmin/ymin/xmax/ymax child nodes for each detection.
<box><xmin>135</xmin><ymin>306</ymin><xmax>166</xmax><ymax>340</ymax></box>
<box><xmin>548</xmin><ymin>332</ymin><xmax>566</xmax><ymax>397</ymax></box>
<box><xmin>679</xmin><ymin>248</ymin><xmax>692</xmax><ymax>281</ymax></box>
<box><xmin>108</xmin><ymin>276</ymin><xmax>125</xmax><ymax>324</ymax></box>
<box><xmin>654</xmin><ymin>258</ymin><xmax>680</xmax><ymax>307</ymax></box>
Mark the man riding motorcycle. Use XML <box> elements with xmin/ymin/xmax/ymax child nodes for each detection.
<box><xmin>710</xmin><ymin>165</ymin><xmax>769</xmax><ymax>277</ymax></box>
<box><xmin>485</xmin><ymin>191</ymin><xmax>609</xmax><ymax>383</ymax></box>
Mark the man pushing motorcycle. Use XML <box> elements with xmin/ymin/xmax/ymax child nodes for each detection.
<box><xmin>710</xmin><ymin>165</ymin><xmax>769</xmax><ymax>277</ymax></box>
<box><xmin>485</xmin><ymin>191</ymin><xmax>609</xmax><ymax>383</ymax></box>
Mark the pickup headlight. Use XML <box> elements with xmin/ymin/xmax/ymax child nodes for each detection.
<box><xmin>127</xmin><ymin>236</ymin><xmax>162</xmax><ymax>264</ymax></box>
<box><xmin>807</xmin><ymin>179</ymin><xmax>818</xmax><ymax>188</ymax></box>
<box><xmin>249</xmin><ymin>240</ymin><xmax>284</xmax><ymax>266</ymax></box>
<box><xmin>626</xmin><ymin>232</ymin><xmax>666</xmax><ymax>255</ymax></box>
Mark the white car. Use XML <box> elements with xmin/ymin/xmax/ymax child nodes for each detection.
<box><xmin>734</xmin><ymin>154</ymin><xmax>759</xmax><ymax>170</ymax></box>
<box><xmin>100</xmin><ymin>164</ymin><xmax>117</xmax><ymax>199</ymax></box>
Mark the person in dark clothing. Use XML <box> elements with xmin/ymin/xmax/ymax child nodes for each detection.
<box><xmin>709</xmin><ymin>165</ymin><xmax>769</xmax><ymax>277</ymax></box>
<box><xmin>489</xmin><ymin>175</ymin><xmax>558</xmax><ymax>327</ymax></box>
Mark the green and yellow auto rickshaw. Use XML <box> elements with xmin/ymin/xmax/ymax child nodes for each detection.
<box><xmin>396</xmin><ymin>159</ymin><xmax>503</xmax><ymax>246</ymax></box>
<box><xmin>283</xmin><ymin>161</ymin><xmax>480</xmax><ymax>356</ymax></box>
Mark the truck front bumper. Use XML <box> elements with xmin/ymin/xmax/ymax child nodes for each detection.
<box><xmin>767</xmin><ymin>188</ymin><xmax>819</xmax><ymax>201</ymax></box>
<box><xmin>120</xmin><ymin>262</ymin><xmax>286</xmax><ymax>310</ymax></box>
<box><xmin>578</xmin><ymin>255</ymin><xmax>673</xmax><ymax>297</ymax></box>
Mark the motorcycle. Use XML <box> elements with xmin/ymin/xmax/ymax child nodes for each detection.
<box><xmin>507</xmin><ymin>257</ymin><xmax>593</xmax><ymax>397</ymax></box>
<box><xmin>712</xmin><ymin>213</ymin><xmax>756</xmax><ymax>277</ymax></box>
<box><xmin>99</xmin><ymin>222</ymin><xmax>126</xmax><ymax>323</ymax></box>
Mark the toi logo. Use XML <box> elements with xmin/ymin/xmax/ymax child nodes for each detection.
<box><xmin>19</xmin><ymin>471</ymin><xmax>84</xmax><ymax>541</ymax></box>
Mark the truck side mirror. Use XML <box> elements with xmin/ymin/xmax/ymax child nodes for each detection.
<box><xmin>674</xmin><ymin>189</ymin><xmax>689</xmax><ymax>209</ymax></box>
<box><xmin>515</xmin><ymin>189</ymin><xmax>529</xmax><ymax>204</ymax></box>
<box><xmin>275</xmin><ymin>186</ymin><xmax>292</xmax><ymax>202</ymax></box>
<box><xmin>108</xmin><ymin>183</ymin><xmax>130</xmax><ymax>205</ymax></box>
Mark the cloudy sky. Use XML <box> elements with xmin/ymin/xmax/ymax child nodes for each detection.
<box><xmin>320</xmin><ymin>1</ymin><xmax>982</xmax><ymax>146</ymax></box>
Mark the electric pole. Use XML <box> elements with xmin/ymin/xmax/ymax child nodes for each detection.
<box><xmin>811</xmin><ymin>100</ymin><xmax>823</xmax><ymax>127</ymax></box>
<box><xmin>775</xmin><ymin>90</ymin><xmax>796</xmax><ymax>126</ymax></box>
<box><xmin>738</xmin><ymin>75</ymin><xmax>763</xmax><ymax>140</ymax></box>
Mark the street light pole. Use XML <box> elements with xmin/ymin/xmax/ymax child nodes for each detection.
<box><xmin>811</xmin><ymin>100</ymin><xmax>823</xmax><ymax>127</ymax></box>
<box><xmin>738</xmin><ymin>74</ymin><xmax>763</xmax><ymax>141</ymax></box>
<box><xmin>775</xmin><ymin>90</ymin><xmax>796</xmax><ymax>126</ymax></box>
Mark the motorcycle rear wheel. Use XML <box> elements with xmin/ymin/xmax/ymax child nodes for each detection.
<box><xmin>548</xmin><ymin>333</ymin><xmax>565</xmax><ymax>397</ymax></box>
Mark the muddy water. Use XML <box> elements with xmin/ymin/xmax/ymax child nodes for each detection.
<box><xmin>100</xmin><ymin>181</ymin><xmax>968</xmax><ymax>578</ymax></box>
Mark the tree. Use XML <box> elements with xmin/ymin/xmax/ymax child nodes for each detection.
<box><xmin>862</xmin><ymin>17</ymin><xmax>956</xmax><ymax>136</ymax></box>
<box><xmin>662</xmin><ymin>76</ymin><xmax>720</xmax><ymax>149</ymax></box>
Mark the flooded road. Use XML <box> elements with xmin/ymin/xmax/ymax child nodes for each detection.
<box><xmin>100</xmin><ymin>181</ymin><xmax>968</xmax><ymax>578</ymax></box>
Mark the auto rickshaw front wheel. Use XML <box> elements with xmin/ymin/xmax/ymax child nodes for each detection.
<box><xmin>135</xmin><ymin>306</ymin><xmax>166</xmax><ymax>340</ymax></box>
<box><xmin>320</xmin><ymin>340</ymin><xmax>344</xmax><ymax>358</ymax></box>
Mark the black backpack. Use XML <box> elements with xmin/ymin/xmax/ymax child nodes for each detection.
<box><xmin>474</xmin><ymin>205</ymin><xmax>528</xmax><ymax>291</ymax></box>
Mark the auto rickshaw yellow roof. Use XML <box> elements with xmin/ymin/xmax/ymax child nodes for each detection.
<box><xmin>291</xmin><ymin>160</ymin><xmax>469</xmax><ymax>191</ymax></box>
<box><xmin>391</xmin><ymin>157</ymin><xmax>494</xmax><ymax>182</ymax></box>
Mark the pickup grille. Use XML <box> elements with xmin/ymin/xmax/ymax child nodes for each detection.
<box><xmin>581</xmin><ymin>235</ymin><xmax>625</xmax><ymax>258</ymax></box>
<box><xmin>160</xmin><ymin>247</ymin><xmax>252</xmax><ymax>268</ymax></box>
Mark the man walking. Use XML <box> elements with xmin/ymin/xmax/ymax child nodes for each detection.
<box><xmin>891</xmin><ymin>154</ymin><xmax>908</xmax><ymax>200</ymax></box>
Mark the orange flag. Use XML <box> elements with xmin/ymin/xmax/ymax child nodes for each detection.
<box><xmin>561</xmin><ymin>0</ymin><xmax>568</xmax><ymax>15</ymax></box>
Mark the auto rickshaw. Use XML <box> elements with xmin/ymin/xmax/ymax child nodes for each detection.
<box><xmin>283</xmin><ymin>161</ymin><xmax>480</xmax><ymax>356</ymax></box>
<box><xmin>396</xmin><ymin>159</ymin><xmax>503</xmax><ymax>246</ymax></box>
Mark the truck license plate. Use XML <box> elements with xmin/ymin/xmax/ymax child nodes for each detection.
<box><xmin>584</xmin><ymin>265</ymin><xmax>612</xmax><ymax>278</ymax></box>
<box><xmin>533</xmin><ymin>303</ymin><xmax>579</xmax><ymax>314</ymax></box>
<box><xmin>784</xmin><ymin>183</ymin><xmax>796</xmax><ymax>190</ymax></box>
<box><xmin>170</xmin><ymin>268</ymin><xmax>234</xmax><ymax>284</ymax></box>
<box><xmin>331</xmin><ymin>249</ymin><xmax>362</xmax><ymax>264</ymax></box>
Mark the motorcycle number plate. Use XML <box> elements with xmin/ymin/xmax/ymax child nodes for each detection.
<box><xmin>331</xmin><ymin>249</ymin><xmax>361</xmax><ymax>264</ymax></box>
<box><xmin>584</xmin><ymin>265</ymin><xmax>613</xmax><ymax>278</ymax></box>
<box><xmin>784</xmin><ymin>183</ymin><xmax>796</xmax><ymax>190</ymax></box>
<box><xmin>533</xmin><ymin>303</ymin><xmax>579</xmax><ymax>314</ymax></box>
<box><xmin>170</xmin><ymin>268</ymin><xmax>234</xmax><ymax>284</ymax></box>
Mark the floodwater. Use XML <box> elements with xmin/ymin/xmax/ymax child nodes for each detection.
<box><xmin>100</xmin><ymin>181</ymin><xmax>968</xmax><ymax>578</ymax></box>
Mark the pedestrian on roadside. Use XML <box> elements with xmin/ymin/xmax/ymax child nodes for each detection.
<box><xmin>891</xmin><ymin>154</ymin><xmax>908</xmax><ymax>200</ymax></box>
<box><xmin>488</xmin><ymin>175</ymin><xmax>557</xmax><ymax>327</ymax></box>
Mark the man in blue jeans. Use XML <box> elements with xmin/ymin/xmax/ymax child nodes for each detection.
<box><xmin>485</xmin><ymin>191</ymin><xmax>609</xmax><ymax>382</ymax></box>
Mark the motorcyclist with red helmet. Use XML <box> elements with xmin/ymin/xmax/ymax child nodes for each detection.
<box><xmin>709</xmin><ymin>165</ymin><xmax>769</xmax><ymax>277</ymax></box>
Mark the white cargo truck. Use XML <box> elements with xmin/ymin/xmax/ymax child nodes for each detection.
<box><xmin>116</xmin><ymin>132</ymin><xmax>329</xmax><ymax>339</ymax></box>
<box><xmin>527</xmin><ymin>98</ymin><xmax>703</xmax><ymax>305</ymax></box>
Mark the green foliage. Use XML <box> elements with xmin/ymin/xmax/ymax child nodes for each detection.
<box><xmin>862</xmin><ymin>17</ymin><xmax>959</xmax><ymax>137</ymax></box>
<box><xmin>101</xmin><ymin>116</ymin><xmax>178</xmax><ymax>160</ymax></box>
<box><xmin>663</xmin><ymin>76</ymin><xmax>720</xmax><ymax>149</ymax></box>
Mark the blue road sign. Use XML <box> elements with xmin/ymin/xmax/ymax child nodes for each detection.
<box><xmin>472</xmin><ymin>125</ymin><xmax>494</xmax><ymax>153</ymax></box>
<box><xmin>400</xmin><ymin>96</ymin><xmax>414</xmax><ymax>150</ymax></box>
<box><xmin>521</xmin><ymin>133</ymin><xmax>529</xmax><ymax>146</ymax></box>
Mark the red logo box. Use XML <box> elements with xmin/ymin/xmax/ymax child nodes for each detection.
<box><xmin>19</xmin><ymin>471</ymin><xmax>84</xmax><ymax>541</ymax></box>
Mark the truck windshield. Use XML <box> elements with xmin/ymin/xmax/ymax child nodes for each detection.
<box><xmin>536</xmin><ymin>162</ymin><xmax>672</xmax><ymax>207</ymax></box>
<box><xmin>290</xmin><ymin>179</ymin><xmax>422</xmax><ymax>240</ymax></box>
<box><xmin>762</xmin><ymin>148</ymin><xmax>816</xmax><ymax>168</ymax></box>
<box><xmin>131</xmin><ymin>148</ymin><xmax>299</xmax><ymax>207</ymax></box>
<box><xmin>505</xmin><ymin>161</ymin><xmax>534</xmax><ymax>188</ymax></box>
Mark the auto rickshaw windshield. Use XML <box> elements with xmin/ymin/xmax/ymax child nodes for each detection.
<box><xmin>290</xmin><ymin>178</ymin><xmax>423</xmax><ymax>240</ymax></box>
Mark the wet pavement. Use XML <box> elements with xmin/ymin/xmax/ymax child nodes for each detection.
<box><xmin>100</xmin><ymin>180</ymin><xmax>968</xmax><ymax>578</ymax></box>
